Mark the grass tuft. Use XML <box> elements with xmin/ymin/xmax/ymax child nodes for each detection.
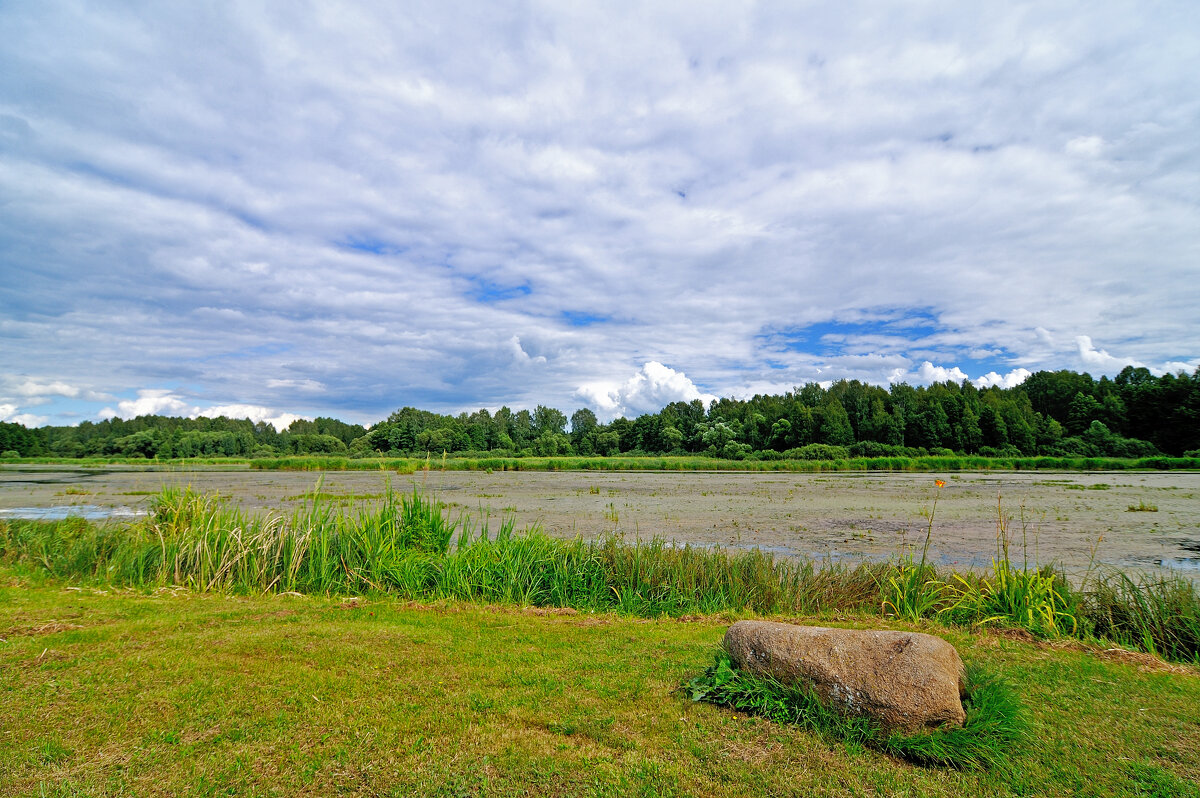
<box><xmin>688</xmin><ymin>652</ymin><xmax>1025</xmax><ymax>770</ymax></box>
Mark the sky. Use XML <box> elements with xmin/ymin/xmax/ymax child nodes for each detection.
<box><xmin>2</xmin><ymin>1</ymin><xmax>1198</xmax><ymax>429</ymax></box>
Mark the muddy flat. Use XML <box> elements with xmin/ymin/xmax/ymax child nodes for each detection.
<box><xmin>2</xmin><ymin>466</ymin><xmax>1198</xmax><ymax>581</ymax></box>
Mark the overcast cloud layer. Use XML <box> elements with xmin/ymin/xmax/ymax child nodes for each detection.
<box><xmin>2</xmin><ymin>1</ymin><xmax>1198</xmax><ymax>427</ymax></box>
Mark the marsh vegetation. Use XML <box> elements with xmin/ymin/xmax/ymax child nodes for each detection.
<box><xmin>3</xmin><ymin>485</ymin><xmax>1196</xmax><ymax>663</ymax></box>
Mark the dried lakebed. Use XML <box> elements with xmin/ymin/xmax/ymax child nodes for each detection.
<box><xmin>2</xmin><ymin>466</ymin><xmax>1198</xmax><ymax>580</ymax></box>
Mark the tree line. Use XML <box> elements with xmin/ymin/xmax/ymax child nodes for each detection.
<box><xmin>2</xmin><ymin>366</ymin><xmax>1197</xmax><ymax>460</ymax></box>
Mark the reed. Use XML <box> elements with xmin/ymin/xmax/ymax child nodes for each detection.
<box><xmin>2</xmin><ymin>484</ymin><xmax>1197</xmax><ymax>662</ymax></box>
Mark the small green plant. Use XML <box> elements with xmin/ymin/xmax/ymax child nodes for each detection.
<box><xmin>1126</xmin><ymin>501</ymin><xmax>1158</xmax><ymax>512</ymax></box>
<box><xmin>688</xmin><ymin>652</ymin><xmax>1025</xmax><ymax>770</ymax></box>
<box><xmin>944</xmin><ymin>561</ymin><xmax>1077</xmax><ymax>637</ymax></box>
<box><xmin>882</xmin><ymin>480</ymin><xmax>949</xmax><ymax>621</ymax></box>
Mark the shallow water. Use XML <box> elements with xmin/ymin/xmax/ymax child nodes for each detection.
<box><xmin>0</xmin><ymin>504</ymin><xmax>146</xmax><ymax>520</ymax></box>
<box><xmin>2</xmin><ymin>466</ymin><xmax>1198</xmax><ymax>581</ymax></box>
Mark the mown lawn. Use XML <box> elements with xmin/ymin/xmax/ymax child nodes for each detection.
<box><xmin>2</xmin><ymin>568</ymin><xmax>1197</xmax><ymax>797</ymax></box>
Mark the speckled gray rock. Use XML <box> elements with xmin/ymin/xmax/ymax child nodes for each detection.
<box><xmin>724</xmin><ymin>621</ymin><xmax>966</xmax><ymax>733</ymax></box>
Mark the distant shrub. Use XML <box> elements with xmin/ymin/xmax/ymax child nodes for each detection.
<box><xmin>719</xmin><ymin>442</ymin><xmax>752</xmax><ymax>460</ymax></box>
<box><xmin>783</xmin><ymin>444</ymin><xmax>850</xmax><ymax>461</ymax></box>
<box><xmin>979</xmin><ymin>445</ymin><xmax>1022</xmax><ymax>457</ymax></box>
<box><xmin>0</xmin><ymin>450</ymin><xmax>19</xmax><ymax>459</ymax></box>
<box><xmin>847</xmin><ymin>441</ymin><xmax>911</xmax><ymax>458</ymax></box>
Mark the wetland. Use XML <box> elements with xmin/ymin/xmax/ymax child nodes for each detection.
<box><xmin>3</xmin><ymin>465</ymin><xmax>1197</xmax><ymax>580</ymax></box>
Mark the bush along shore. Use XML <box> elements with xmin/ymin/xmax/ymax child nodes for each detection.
<box><xmin>2</xmin><ymin>484</ymin><xmax>1196</xmax><ymax>665</ymax></box>
<box><xmin>4</xmin><ymin>453</ymin><xmax>1200</xmax><ymax>471</ymax></box>
<box><xmin>243</xmin><ymin>453</ymin><xmax>1200</xmax><ymax>473</ymax></box>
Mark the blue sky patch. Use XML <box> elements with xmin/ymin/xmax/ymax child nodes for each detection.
<box><xmin>561</xmin><ymin>311</ymin><xmax>609</xmax><ymax>327</ymax></box>
<box><xmin>466</xmin><ymin>277</ymin><xmax>533</xmax><ymax>304</ymax></box>
<box><xmin>759</xmin><ymin>311</ymin><xmax>942</xmax><ymax>355</ymax></box>
<box><xmin>338</xmin><ymin>237</ymin><xmax>402</xmax><ymax>255</ymax></box>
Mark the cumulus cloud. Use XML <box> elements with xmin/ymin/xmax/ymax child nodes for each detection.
<box><xmin>99</xmin><ymin>390</ymin><xmax>194</xmax><ymax>420</ymax></box>
<box><xmin>199</xmin><ymin>404</ymin><xmax>305</xmax><ymax>430</ymax></box>
<box><xmin>508</xmin><ymin>336</ymin><xmax>547</xmax><ymax>365</ymax></box>
<box><xmin>97</xmin><ymin>390</ymin><xmax>305</xmax><ymax>431</ymax></box>
<box><xmin>914</xmin><ymin>362</ymin><xmax>970</xmax><ymax>384</ymax></box>
<box><xmin>1076</xmin><ymin>336</ymin><xmax>1145</xmax><ymax>371</ymax></box>
<box><xmin>973</xmin><ymin>368</ymin><xmax>1032</xmax><ymax>389</ymax></box>
<box><xmin>576</xmin><ymin>362</ymin><xmax>716</xmax><ymax>420</ymax></box>
<box><xmin>1162</xmin><ymin>360</ymin><xmax>1200</xmax><ymax>375</ymax></box>
<box><xmin>0</xmin><ymin>403</ymin><xmax>47</xmax><ymax>427</ymax></box>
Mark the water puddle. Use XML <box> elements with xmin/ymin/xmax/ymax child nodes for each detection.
<box><xmin>0</xmin><ymin>505</ymin><xmax>146</xmax><ymax>521</ymax></box>
<box><xmin>1159</xmin><ymin>558</ymin><xmax>1200</xmax><ymax>573</ymax></box>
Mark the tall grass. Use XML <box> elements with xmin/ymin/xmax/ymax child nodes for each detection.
<box><xmin>2</xmin><ymin>485</ymin><xmax>1197</xmax><ymax>662</ymax></box>
<box><xmin>1085</xmin><ymin>570</ymin><xmax>1200</xmax><ymax>662</ymax></box>
<box><xmin>0</xmin><ymin>486</ymin><xmax>879</xmax><ymax>617</ymax></box>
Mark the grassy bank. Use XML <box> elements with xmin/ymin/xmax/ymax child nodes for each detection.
<box><xmin>1</xmin><ymin>572</ymin><xmax>1198</xmax><ymax>796</ymax></box>
<box><xmin>248</xmin><ymin>454</ymin><xmax>1200</xmax><ymax>473</ymax></box>
<box><xmin>3</xmin><ymin>486</ymin><xmax>1197</xmax><ymax>663</ymax></box>
<box><xmin>6</xmin><ymin>453</ymin><xmax>1200</xmax><ymax>472</ymax></box>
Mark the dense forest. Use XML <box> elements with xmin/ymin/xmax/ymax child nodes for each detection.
<box><xmin>2</xmin><ymin>366</ymin><xmax>1198</xmax><ymax>460</ymax></box>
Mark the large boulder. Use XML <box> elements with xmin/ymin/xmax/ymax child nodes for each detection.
<box><xmin>724</xmin><ymin>621</ymin><xmax>966</xmax><ymax>734</ymax></box>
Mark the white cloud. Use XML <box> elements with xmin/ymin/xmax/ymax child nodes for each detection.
<box><xmin>0</xmin><ymin>377</ymin><xmax>112</xmax><ymax>406</ymax></box>
<box><xmin>1162</xmin><ymin>360</ymin><xmax>1199</xmax><ymax>375</ymax></box>
<box><xmin>1065</xmin><ymin>136</ymin><xmax>1104</xmax><ymax>158</ymax></box>
<box><xmin>97</xmin><ymin>390</ymin><xmax>305</xmax><ymax>431</ymax></box>
<box><xmin>0</xmin><ymin>403</ymin><xmax>48</xmax><ymax>427</ymax></box>
<box><xmin>973</xmin><ymin>368</ymin><xmax>1032</xmax><ymax>389</ymax></box>
<box><xmin>914</xmin><ymin>362</ymin><xmax>970</xmax><ymax>384</ymax></box>
<box><xmin>265</xmin><ymin>379</ymin><xmax>325</xmax><ymax>393</ymax></box>
<box><xmin>508</xmin><ymin>336</ymin><xmax>547</xmax><ymax>365</ymax></box>
<box><xmin>1076</xmin><ymin>336</ymin><xmax>1145</xmax><ymax>371</ymax></box>
<box><xmin>8</xmin><ymin>414</ymin><xmax>48</xmax><ymax>427</ymax></box>
<box><xmin>11</xmin><ymin>379</ymin><xmax>79</xmax><ymax>398</ymax></box>
<box><xmin>576</xmin><ymin>362</ymin><xmax>716</xmax><ymax>420</ymax></box>
<box><xmin>100</xmin><ymin>389</ymin><xmax>194</xmax><ymax>419</ymax></box>
<box><xmin>199</xmin><ymin>404</ymin><xmax>305</xmax><ymax>430</ymax></box>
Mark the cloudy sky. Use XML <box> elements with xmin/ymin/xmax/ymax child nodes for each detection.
<box><xmin>2</xmin><ymin>1</ymin><xmax>1198</xmax><ymax>428</ymax></box>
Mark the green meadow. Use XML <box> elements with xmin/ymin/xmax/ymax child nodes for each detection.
<box><xmin>2</xmin><ymin>487</ymin><xmax>1199</xmax><ymax>795</ymax></box>
<box><xmin>2</xmin><ymin>571</ymin><xmax>1198</xmax><ymax>797</ymax></box>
